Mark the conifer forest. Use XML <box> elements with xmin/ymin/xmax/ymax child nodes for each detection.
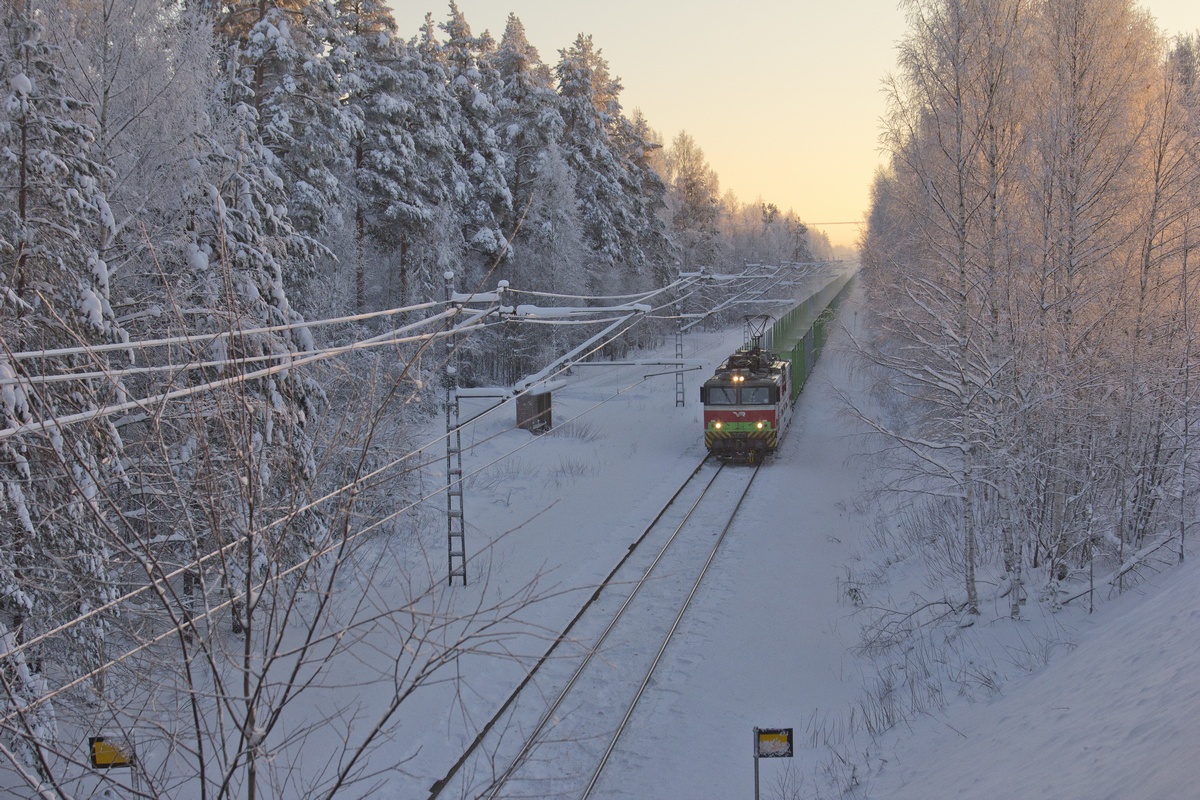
<box><xmin>0</xmin><ymin>0</ymin><xmax>825</xmax><ymax>796</ymax></box>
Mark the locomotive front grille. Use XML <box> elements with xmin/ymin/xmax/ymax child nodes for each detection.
<box><xmin>705</xmin><ymin>427</ymin><xmax>778</xmax><ymax>452</ymax></box>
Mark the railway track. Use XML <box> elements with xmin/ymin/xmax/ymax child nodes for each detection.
<box><xmin>429</xmin><ymin>457</ymin><xmax>761</xmax><ymax>799</ymax></box>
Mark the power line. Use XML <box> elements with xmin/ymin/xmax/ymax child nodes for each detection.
<box><xmin>0</xmin><ymin>288</ymin><xmax>670</xmax><ymax>658</ymax></box>
<box><xmin>0</xmin><ymin>264</ymin><xmax>814</xmax><ymax>718</ymax></box>
<box><xmin>0</xmin><ymin>310</ymin><xmax>459</xmax><ymax>389</ymax></box>
<box><xmin>0</xmin><ymin>281</ymin><xmax>696</xmax><ymax>438</ymax></box>
<box><xmin>1</xmin><ymin>299</ymin><xmax>448</xmax><ymax>363</ymax></box>
<box><xmin>0</xmin><ymin>306</ymin><xmax>661</xmax><ymax>721</ymax></box>
<box><xmin>0</xmin><ymin>310</ymin><xmax>478</xmax><ymax>442</ymax></box>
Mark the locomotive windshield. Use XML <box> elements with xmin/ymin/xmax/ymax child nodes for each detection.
<box><xmin>706</xmin><ymin>386</ymin><xmax>738</xmax><ymax>405</ymax></box>
<box><xmin>741</xmin><ymin>386</ymin><xmax>771</xmax><ymax>404</ymax></box>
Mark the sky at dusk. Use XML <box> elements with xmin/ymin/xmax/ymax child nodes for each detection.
<box><xmin>388</xmin><ymin>1</ymin><xmax>1200</xmax><ymax>249</ymax></box>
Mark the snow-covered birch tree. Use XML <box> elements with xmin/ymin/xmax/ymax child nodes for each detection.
<box><xmin>869</xmin><ymin>0</ymin><xmax>1033</xmax><ymax>615</ymax></box>
<box><xmin>864</xmin><ymin>0</ymin><xmax>1200</xmax><ymax>618</ymax></box>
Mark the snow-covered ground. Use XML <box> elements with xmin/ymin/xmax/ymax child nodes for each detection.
<box><xmin>862</xmin><ymin>550</ymin><xmax>1200</xmax><ymax>800</ymax></box>
<box><xmin>375</xmin><ymin>288</ymin><xmax>880</xmax><ymax>799</ymax></box>
<box><xmin>71</xmin><ymin>279</ymin><xmax>1199</xmax><ymax>800</ymax></box>
<box><xmin>387</xmin><ymin>280</ymin><xmax>1200</xmax><ymax>799</ymax></box>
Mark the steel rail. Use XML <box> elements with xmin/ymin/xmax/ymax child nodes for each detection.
<box><xmin>479</xmin><ymin>461</ymin><xmax>730</xmax><ymax>800</ymax></box>
<box><xmin>579</xmin><ymin>463</ymin><xmax>762</xmax><ymax>799</ymax></box>
<box><xmin>471</xmin><ymin>462</ymin><xmax>761</xmax><ymax>800</ymax></box>
<box><xmin>428</xmin><ymin>455</ymin><xmax>714</xmax><ymax>800</ymax></box>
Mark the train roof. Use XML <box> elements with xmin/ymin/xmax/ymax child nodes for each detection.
<box><xmin>705</xmin><ymin>345</ymin><xmax>789</xmax><ymax>384</ymax></box>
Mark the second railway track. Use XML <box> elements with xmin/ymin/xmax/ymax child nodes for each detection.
<box><xmin>431</xmin><ymin>457</ymin><xmax>762</xmax><ymax>800</ymax></box>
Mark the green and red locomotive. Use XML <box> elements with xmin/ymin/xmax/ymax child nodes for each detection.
<box><xmin>700</xmin><ymin>343</ymin><xmax>792</xmax><ymax>463</ymax></box>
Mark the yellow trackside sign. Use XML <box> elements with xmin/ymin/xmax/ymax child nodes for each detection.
<box><xmin>755</xmin><ymin>727</ymin><xmax>793</xmax><ymax>758</ymax></box>
<box><xmin>753</xmin><ymin>726</ymin><xmax>795</xmax><ymax>800</ymax></box>
<box><xmin>88</xmin><ymin>736</ymin><xmax>133</xmax><ymax>769</ymax></box>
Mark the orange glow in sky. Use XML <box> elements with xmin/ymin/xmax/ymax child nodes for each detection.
<box><xmin>388</xmin><ymin>1</ymin><xmax>1199</xmax><ymax>250</ymax></box>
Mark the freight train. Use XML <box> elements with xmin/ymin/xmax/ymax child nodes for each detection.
<box><xmin>699</xmin><ymin>338</ymin><xmax>791</xmax><ymax>463</ymax></box>
<box><xmin>699</xmin><ymin>273</ymin><xmax>855</xmax><ymax>461</ymax></box>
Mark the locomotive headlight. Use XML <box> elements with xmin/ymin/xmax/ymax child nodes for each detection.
<box><xmin>756</xmin><ymin>421</ymin><xmax>764</xmax><ymax>429</ymax></box>
<box><xmin>714</xmin><ymin>421</ymin><xmax>722</xmax><ymax>429</ymax></box>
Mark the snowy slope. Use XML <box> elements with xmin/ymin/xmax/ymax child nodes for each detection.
<box><xmin>863</xmin><ymin>554</ymin><xmax>1200</xmax><ymax>800</ymax></box>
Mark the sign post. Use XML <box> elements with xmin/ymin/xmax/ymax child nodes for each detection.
<box><xmin>88</xmin><ymin>735</ymin><xmax>140</xmax><ymax>792</ymax></box>
<box><xmin>88</xmin><ymin>736</ymin><xmax>133</xmax><ymax>770</ymax></box>
<box><xmin>753</xmin><ymin>726</ymin><xmax>793</xmax><ymax>800</ymax></box>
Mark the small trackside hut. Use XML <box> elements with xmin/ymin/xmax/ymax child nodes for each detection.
<box><xmin>516</xmin><ymin>384</ymin><xmax>553</xmax><ymax>434</ymax></box>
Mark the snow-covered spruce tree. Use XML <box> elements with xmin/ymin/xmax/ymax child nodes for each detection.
<box><xmin>486</xmin><ymin>13</ymin><xmax>578</xmax><ymax>382</ymax></box>
<box><xmin>521</xmin><ymin>142</ymin><xmax>588</xmax><ymax>295</ymax></box>
<box><xmin>358</xmin><ymin>12</ymin><xmax>469</xmax><ymax>308</ymax></box>
<box><xmin>609</xmin><ymin>106</ymin><xmax>675</xmax><ymax>292</ymax></box>
<box><xmin>494</xmin><ymin>143</ymin><xmax>589</xmax><ymax>384</ymax></box>
<box><xmin>336</xmin><ymin>0</ymin><xmax>502</xmax><ymax>317</ymax></box>
<box><xmin>436</xmin><ymin>3</ymin><xmax>512</xmax><ymax>291</ymax></box>
<box><xmin>187</xmin><ymin>96</ymin><xmax>325</xmax><ymax>579</ymax></box>
<box><xmin>554</xmin><ymin>33</ymin><xmax>642</xmax><ymax>292</ymax></box>
<box><xmin>0</xmin><ymin>0</ymin><xmax>131</xmax><ymax>779</ymax></box>
<box><xmin>662</xmin><ymin>128</ymin><xmax>727</xmax><ymax>324</ymax></box>
<box><xmin>209</xmin><ymin>0</ymin><xmax>352</xmax><ymax>302</ymax></box>
<box><xmin>664</xmin><ymin>130</ymin><xmax>722</xmax><ymax>273</ymax></box>
<box><xmin>335</xmin><ymin>0</ymin><xmax>399</xmax><ymax>313</ymax></box>
<box><xmin>405</xmin><ymin>5</ymin><xmax>514</xmax><ymax>387</ymax></box>
<box><xmin>488</xmin><ymin>12</ymin><xmax>564</xmax><ymax>276</ymax></box>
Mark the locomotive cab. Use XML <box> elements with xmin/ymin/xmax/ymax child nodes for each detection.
<box><xmin>701</xmin><ymin>344</ymin><xmax>791</xmax><ymax>463</ymax></box>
